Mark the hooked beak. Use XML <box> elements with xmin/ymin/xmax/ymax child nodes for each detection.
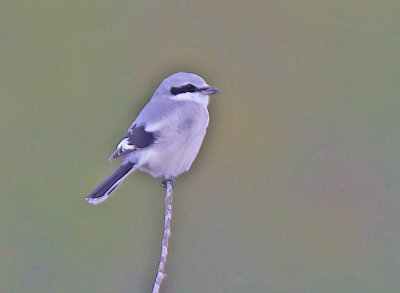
<box><xmin>200</xmin><ymin>85</ymin><xmax>219</xmax><ymax>95</ymax></box>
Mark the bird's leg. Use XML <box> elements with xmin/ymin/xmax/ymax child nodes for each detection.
<box><xmin>161</xmin><ymin>177</ymin><xmax>175</xmax><ymax>189</ymax></box>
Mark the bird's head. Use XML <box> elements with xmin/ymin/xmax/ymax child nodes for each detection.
<box><xmin>154</xmin><ymin>72</ymin><xmax>219</xmax><ymax>106</ymax></box>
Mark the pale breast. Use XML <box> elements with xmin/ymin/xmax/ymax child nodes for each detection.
<box><xmin>137</xmin><ymin>103</ymin><xmax>209</xmax><ymax>178</ymax></box>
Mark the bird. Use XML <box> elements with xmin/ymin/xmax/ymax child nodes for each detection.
<box><xmin>85</xmin><ymin>72</ymin><xmax>219</xmax><ymax>204</ymax></box>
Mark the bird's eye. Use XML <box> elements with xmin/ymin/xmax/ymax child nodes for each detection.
<box><xmin>170</xmin><ymin>84</ymin><xmax>198</xmax><ymax>95</ymax></box>
<box><xmin>184</xmin><ymin>84</ymin><xmax>196</xmax><ymax>92</ymax></box>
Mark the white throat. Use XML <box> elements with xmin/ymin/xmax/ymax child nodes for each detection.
<box><xmin>169</xmin><ymin>92</ymin><xmax>210</xmax><ymax>107</ymax></box>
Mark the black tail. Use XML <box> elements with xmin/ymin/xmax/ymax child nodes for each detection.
<box><xmin>85</xmin><ymin>162</ymin><xmax>134</xmax><ymax>204</ymax></box>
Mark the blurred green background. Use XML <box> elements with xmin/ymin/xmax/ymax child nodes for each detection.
<box><xmin>1</xmin><ymin>1</ymin><xmax>399</xmax><ymax>292</ymax></box>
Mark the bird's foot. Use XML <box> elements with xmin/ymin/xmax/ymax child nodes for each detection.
<box><xmin>161</xmin><ymin>178</ymin><xmax>175</xmax><ymax>189</ymax></box>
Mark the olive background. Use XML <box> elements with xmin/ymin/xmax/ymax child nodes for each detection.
<box><xmin>1</xmin><ymin>1</ymin><xmax>399</xmax><ymax>292</ymax></box>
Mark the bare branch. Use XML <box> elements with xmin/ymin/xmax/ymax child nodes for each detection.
<box><xmin>152</xmin><ymin>180</ymin><xmax>174</xmax><ymax>293</ymax></box>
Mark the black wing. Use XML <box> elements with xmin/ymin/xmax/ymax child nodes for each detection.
<box><xmin>109</xmin><ymin>125</ymin><xmax>155</xmax><ymax>160</ymax></box>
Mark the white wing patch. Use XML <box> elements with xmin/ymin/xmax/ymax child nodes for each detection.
<box><xmin>109</xmin><ymin>137</ymin><xmax>137</xmax><ymax>160</ymax></box>
<box><xmin>117</xmin><ymin>138</ymin><xmax>136</xmax><ymax>153</ymax></box>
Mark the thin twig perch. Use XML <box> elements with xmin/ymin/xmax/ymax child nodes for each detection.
<box><xmin>152</xmin><ymin>180</ymin><xmax>174</xmax><ymax>293</ymax></box>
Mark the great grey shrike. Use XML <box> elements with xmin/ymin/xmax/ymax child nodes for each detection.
<box><xmin>85</xmin><ymin>72</ymin><xmax>219</xmax><ymax>204</ymax></box>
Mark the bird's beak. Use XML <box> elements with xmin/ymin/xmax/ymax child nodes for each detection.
<box><xmin>200</xmin><ymin>85</ymin><xmax>219</xmax><ymax>95</ymax></box>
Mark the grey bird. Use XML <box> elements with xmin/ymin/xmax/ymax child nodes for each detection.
<box><xmin>85</xmin><ymin>72</ymin><xmax>219</xmax><ymax>204</ymax></box>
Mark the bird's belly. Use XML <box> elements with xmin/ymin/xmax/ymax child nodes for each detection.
<box><xmin>138</xmin><ymin>133</ymin><xmax>205</xmax><ymax>178</ymax></box>
<box><xmin>137</xmin><ymin>109</ymin><xmax>209</xmax><ymax>178</ymax></box>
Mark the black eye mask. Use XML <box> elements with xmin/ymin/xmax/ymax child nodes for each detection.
<box><xmin>170</xmin><ymin>84</ymin><xmax>199</xmax><ymax>95</ymax></box>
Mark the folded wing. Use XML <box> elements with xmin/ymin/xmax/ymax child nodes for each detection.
<box><xmin>109</xmin><ymin>125</ymin><xmax>155</xmax><ymax>160</ymax></box>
